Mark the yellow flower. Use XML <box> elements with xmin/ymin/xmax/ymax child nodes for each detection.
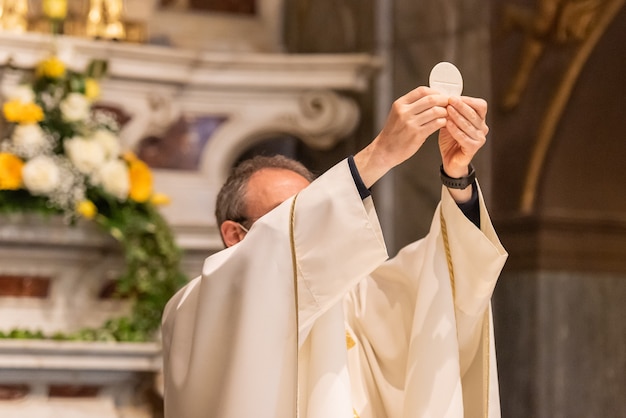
<box><xmin>0</xmin><ymin>153</ymin><xmax>24</xmax><ymax>190</ymax></box>
<box><xmin>3</xmin><ymin>101</ymin><xmax>23</xmax><ymax>122</ymax></box>
<box><xmin>122</xmin><ymin>151</ymin><xmax>138</xmax><ymax>162</ymax></box>
<box><xmin>3</xmin><ymin>100</ymin><xmax>44</xmax><ymax>124</ymax></box>
<box><xmin>36</xmin><ymin>56</ymin><xmax>66</xmax><ymax>79</ymax></box>
<box><xmin>43</xmin><ymin>0</ymin><xmax>68</xmax><ymax>19</ymax></box>
<box><xmin>150</xmin><ymin>192</ymin><xmax>171</xmax><ymax>206</ymax></box>
<box><xmin>76</xmin><ymin>200</ymin><xmax>97</xmax><ymax>219</ymax></box>
<box><xmin>85</xmin><ymin>78</ymin><xmax>100</xmax><ymax>100</ymax></box>
<box><xmin>128</xmin><ymin>159</ymin><xmax>153</xmax><ymax>202</ymax></box>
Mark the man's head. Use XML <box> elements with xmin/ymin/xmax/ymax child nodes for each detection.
<box><xmin>215</xmin><ymin>155</ymin><xmax>314</xmax><ymax>247</ymax></box>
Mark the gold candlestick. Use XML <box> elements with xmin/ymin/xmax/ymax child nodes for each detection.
<box><xmin>87</xmin><ymin>0</ymin><xmax>125</xmax><ymax>40</ymax></box>
<box><xmin>86</xmin><ymin>0</ymin><xmax>103</xmax><ymax>37</ymax></box>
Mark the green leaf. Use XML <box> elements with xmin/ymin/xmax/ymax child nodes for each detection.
<box><xmin>86</xmin><ymin>59</ymin><xmax>108</xmax><ymax>79</ymax></box>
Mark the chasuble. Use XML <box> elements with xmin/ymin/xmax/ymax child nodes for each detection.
<box><xmin>161</xmin><ymin>158</ymin><xmax>508</xmax><ymax>418</ymax></box>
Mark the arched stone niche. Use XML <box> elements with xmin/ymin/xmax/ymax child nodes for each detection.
<box><xmin>199</xmin><ymin>89</ymin><xmax>360</xmax><ymax>187</ymax></box>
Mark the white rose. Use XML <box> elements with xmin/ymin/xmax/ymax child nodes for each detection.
<box><xmin>4</xmin><ymin>84</ymin><xmax>35</xmax><ymax>103</ymax></box>
<box><xmin>22</xmin><ymin>155</ymin><xmax>61</xmax><ymax>195</ymax></box>
<box><xmin>64</xmin><ymin>136</ymin><xmax>106</xmax><ymax>174</ymax></box>
<box><xmin>60</xmin><ymin>93</ymin><xmax>91</xmax><ymax>122</ymax></box>
<box><xmin>11</xmin><ymin>124</ymin><xmax>48</xmax><ymax>158</ymax></box>
<box><xmin>92</xmin><ymin>129</ymin><xmax>120</xmax><ymax>159</ymax></box>
<box><xmin>98</xmin><ymin>159</ymin><xmax>129</xmax><ymax>200</ymax></box>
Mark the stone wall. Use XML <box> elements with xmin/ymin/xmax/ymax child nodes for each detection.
<box><xmin>490</xmin><ymin>0</ymin><xmax>626</xmax><ymax>416</ymax></box>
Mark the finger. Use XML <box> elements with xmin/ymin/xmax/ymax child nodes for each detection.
<box><xmin>404</xmin><ymin>94</ymin><xmax>450</xmax><ymax>123</ymax></box>
<box><xmin>447</xmin><ymin>107</ymin><xmax>487</xmax><ymax>146</ymax></box>
<box><xmin>392</xmin><ymin>95</ymin><xmax>448</xmax><ymax>128</ymax></box>
<box><xmin>447</xmin><ymin>105</ymin><xmax>479</xmax><ymax>137</ymax></box>
<box><xmin>421</xmin><ymin>117</ymin><xmax>449</xmax><ymax>139</ymax></box>
<box><xmin>400</xmin><ymin>85</ymin><xmax>449</xmax><ymax>105</ymax></box>
<box><xmin>447</xmin><ymin>99</ymin><xmax>489</xmax><ymax>135</ymax></box>
<box><xmin>452</xmin><ymin>96</ymin><xmax>488</xmax><ymax>120</ymax></box>
<box><xmin>444</xmin><ymin>120</ymin><xmax>484</xmax><ymax>160</ymax></box>
<box><xmin>415</xmin><ymin>103</ymin><xmax>448</xmax><ymax>127</ymax></box>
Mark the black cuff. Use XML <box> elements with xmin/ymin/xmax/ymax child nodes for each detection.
<box><xmin>347</xmin><ymin>155</ymin><xmax>371</xmax><ymax>200</ymax></box>
<box><xmin>456</xmin><ymin>183</ymin><xmax>480</xmax><ymax>228</ymax></box>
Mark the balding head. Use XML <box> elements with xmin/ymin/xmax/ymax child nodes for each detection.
<box><xmin>215</xmin><ymin>155</ymin><xmax>314</xmax><ymax>247</ymax></box>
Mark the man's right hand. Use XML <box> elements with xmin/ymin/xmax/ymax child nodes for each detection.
<box><xmin>354</xmin><ymin>86</ymin><xmax>449</xmax><ymax>188</ymax></box>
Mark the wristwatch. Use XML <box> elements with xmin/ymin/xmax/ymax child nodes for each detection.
<box><xmin>439</xmin><ymin>164</ymin><xmax>476</xmax><ymax>189</ymax></box>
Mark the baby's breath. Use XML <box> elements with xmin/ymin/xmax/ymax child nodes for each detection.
<box><xmin>91</xmin><ymin>108</ymin><xmax>120</xmax><ymax>132</ymax></box>
<box><xmin>45</xmin><ymin>156</ymin><xmax>86</xmax><ymax>212</ymax></box>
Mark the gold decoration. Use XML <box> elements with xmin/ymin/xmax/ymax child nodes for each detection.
<box><xmin>0</xmin><ymin>0</ymin><xmax>28</xmax><ymax>32</ymax></box>
<box><xmin>288</xmin><ymin>194</ymin><xmax>300</xmax><ymax>418</ymax></box>
<box><xmin>440</xmin><ymin>209</ymin><xmax>491</xmax><ymax>418</ymax></box>
<box><xmin>346</xmin><ymin>330</ymin><xmax>356</xmax><ymax>349</ymax></box>
<box><xmin>501</xmin><ymin>0</ymin><xmax>606</xmax><ymax>111</ymax></box>
<box><xmin>8</xmin><ymin>0</ymin><xmax>148</xmax><ymax>43</ymax></box>
<box><xmin>499</xmin><ymin>0</ymin><xmax>625</xmax><ymax>212</ymax></box>
<box><xmin>87</xmin><ymin>0</ymin><xmax>125</xmax><ymax>40</ymax></box>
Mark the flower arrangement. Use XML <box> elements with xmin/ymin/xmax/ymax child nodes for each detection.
<box><xmin>0</xmin><ymin>55</ymin><xmax>187</xmax><ymax>342</ymax></box>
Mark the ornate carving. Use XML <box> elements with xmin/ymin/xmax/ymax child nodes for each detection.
<box><xmin>499</xmin><ymin>0</ymin><xmax>625</xmax><ymax>212</ymax></box>
<box><xmin>501</xmin><ymin>0</ymin><xmax>605</xmax><ymax>111</ymax></box>
<box><xmin>294</xmin><ymin>90</ymin><xmax>359</xmax><ymax>149</ymax></box>
<box><xmin>200</xmin><ymin>89</ymin><xmax>361</xmax><ymax>188</ymax></box>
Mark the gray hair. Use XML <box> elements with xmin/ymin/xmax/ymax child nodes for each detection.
<box><xmin>215</xmin><ymin>155</ymin><xmax>315</xmax><ymax>228</ymax></box>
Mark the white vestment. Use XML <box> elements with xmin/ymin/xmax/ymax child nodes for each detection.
<box><xmin>161</xmin><ymin>159</ymin><xmax>508</xmax><ymax>418</ymax></box>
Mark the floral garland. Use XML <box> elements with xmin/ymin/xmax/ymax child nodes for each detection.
<box><xmin>0</xmin><ymin>56</ymin><xmax>187</xmax><ymax>342</ymax></box>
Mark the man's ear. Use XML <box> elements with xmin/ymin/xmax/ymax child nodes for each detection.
<box><xmin>220</xmin><ymin>220</ymin><xmax>246</xmax><ymax>247</ymax></box>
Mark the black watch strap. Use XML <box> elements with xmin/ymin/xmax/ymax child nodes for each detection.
<box><xmin>440</xmin><ymin>164</ymin><xmax>476</xmax><ymax>189</ymax></box>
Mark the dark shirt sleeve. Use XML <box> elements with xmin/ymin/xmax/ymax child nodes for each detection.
<box><xmin>347</xmin><ymin>155</ymin><xmax>480</xmax><ymax>228</ymax></box>
<box><xmin>347</xmin><ymin>155</ymin><xmax>371</xmax><ymax>199</ymax></box>
<box><xmin>455</xmin><ymin>182</ymin><xmax>480</xmax><ymax>228</ymax></box>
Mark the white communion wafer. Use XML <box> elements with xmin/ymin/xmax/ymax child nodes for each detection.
<box><xmin>429</xmin><ymin>62</ymin><xmax>463</xmax><ymax>96</ymax></box>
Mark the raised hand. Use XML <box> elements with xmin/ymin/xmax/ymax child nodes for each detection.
<box><xmin>438</xmin><ymin>96</ymin><xmax>489</xmax><ymax>179</ymax></box>
<box><xmin>355</xmin><ymin>86</ymin><xmax>449</xmax><ymax>188</ymax></box>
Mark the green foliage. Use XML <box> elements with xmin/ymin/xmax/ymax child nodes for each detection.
<box><xmin>0</xmin><ymin>189</ymin><xmax>61</xmax><ymax>215</ymax></box>
<box><xmin>91</xmin><ymin>195</ymin><xmax>188</xmax><ymax>341</ymax></box>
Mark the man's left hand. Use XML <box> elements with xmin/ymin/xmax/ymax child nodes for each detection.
<box><xmin>438</xmin><ymin>96</ymin><xmax>489</xmax><ymax>178</ymax></box>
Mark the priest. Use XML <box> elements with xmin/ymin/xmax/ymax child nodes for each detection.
<box><xmin>161</xmin><ymin>86</ymin><xmax>508</xmax><ymax>418</ymax></box>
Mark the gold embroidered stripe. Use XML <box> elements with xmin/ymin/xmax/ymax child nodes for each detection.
<box><xmin>440</xmin><ymin>208</ymin><xmax>490</xmax><ymax>418</ymax></box>
<box><xmin>290</xmin><ymin>195</ymin><xmax>300</xmax><ymax>418</ymax></box>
